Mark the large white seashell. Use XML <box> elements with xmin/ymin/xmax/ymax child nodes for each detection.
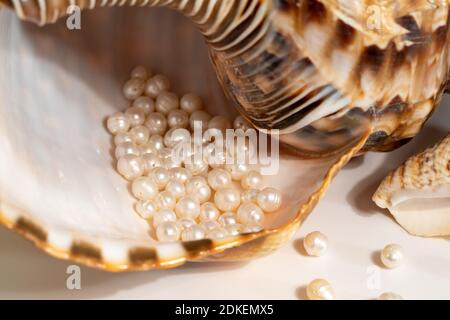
<box><xmin>373</xmin><ymin>134</ymin><xmax>450</xmax><ymax>237</ymax></box>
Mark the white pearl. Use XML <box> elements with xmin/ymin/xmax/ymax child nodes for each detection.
<box><xmin>241</xmin><ymin>170</ymin><xmax>263</xmax><ymax>190</ymax></box>
<box><xmin>201</xmin><ymin>220</ymin><xmax>220</xmax><ymax>231</ymax></box>
<box><xmin>115</xmin><ymin>142</ymin><xmax>140</xmax><ymax>159</ymax></box>
<box><xmin>225</xmin><ymin>163</ymin><xmax>249</xmax><ymax>181</ymax></box>
<box><xmin>214</xmin><ymin>187</ymin><xmax>241</xmax><ymax>212</ymax></box>
<box><xmin>185</xmin><ymin>156</ymin><xmax>209</xmax><ymax>175</ymax></box>
<box><xmin>381</xmin><ymin>244</ymin><xmax>404</xmax><ymax>269</ymax></box>
<box><xmin>167</xmin><ymin>109</ymin><xmax>189</xmax><ymax>129</ymax></box>
<box><xmin>152</xmin><ymin>208</ymin><xmax>177</xmax><ymax>227</ymax></box>
<box><xmin>208</xmin><ymin>227</ymin><xmax>229</xmax><ymax>240</ymax></box>
<box><xmin>123</xmin><ymin>78</ymin><xmax>145</xmax><ymax>100</ymax></box>
<box><xmin>233</xmin><ymin>115</ymin><xmax>251</xmax><ymax>131</ymax></box>
<box><xmin>208</xmin><ymin>115</ymin><xmax>231</xmax><ymax>132</ymax></box>
<box><xmin>175</xmin><ymin>196</ymin><xmax>201</xmax><ymax>220</ymax></box>
<box><xmin>241</xmin><ymin>188</ymin><xmax>259</xmax><ymax>203</ymax></box>
<box><xmin>237</xmin><ymin>202</ymin><xmax>264</xmax><ymax>225</ymax></box>
<box><xmin>132</xmin><ymin>96</ymin><xmax>155</xmax><ymax>114</ymax></box>
<box><xmin>176</xmin><ymin>218</ymin><xmax>196</xmax><ymax>231</ymax></box>
<box><xmin>156</xmin><ymin>221</ymin><xmax>180</xmax><ymax>242</ymax></box>
<box><xmin>303</xmin><ymin>231</ymin><xmax>328</xmax><ymax>257</ymax></box>
<box><xmin>207</xmin><ymin>168</ymin><xmax>232</xmax><ymax>191</ymax></box>
<box><xmin>218</xmin><ymin>212</ymin><xmax>238</xmax><ymax>226</ymax></box>
<box><xmin>156</xmin><ymin>91</ymin><xmax>179</xmax><ymax>115</ymax></box>
<box><xmin>164</xmin><ymin>128</ymin><xmax>191</xmax><ymax>148</ymax></box>
<box><xmin>149</xmin><ymin>167</ymin><xmax>170</xmax><ymax>189</ymax></box>
<box><xmin>117</xmin><ymin>154</ymin><xmax>145</xmax><ymax>180</ymax></box>
<box><xmin>240</xmin><ymin>224</ymin><xmax>263</xmax><ymax>233</ymax></box>
<box><xmin>225</xmin><ymin>224</ymin><xmax>242</xmax><ymax>236</ymax></box>
<box><xmin>145</xmin><ymin>113</ymin><xmax>168</xmax><ymax>135</ymax></box>
<box><xmin>378</xmin><ymin>292</ymin><xmax>403</xmax><ymax>300</ymax></box>
<box><xmin>199</xmin><ymin>202</ymin><xmax>220</xmax><ymax>222</ymax></box>
<box><xmin>130</xmin><ymin>65</ymin><xmax>150</xmax><ymax>79</ymax></box>
<box><xmin>180</xmin><ymin>93</ymin><xmax>203</xmax><ymax>114</ymax></box>
<box><xmin>142</xmin><ymin>153</ymin><xmax>163</xmax><ymax>172</ymax></box>
<box><xmin>170</xmin><ymin>167</ymin><xmax>192</xmax><ymax>184</ymax></box>
<box><xmin>107</xmin><ymin>112</ymin><xmax>130</xmax><ymax>135</ymax></box>
<box><xmin>146</xmin><ymin>134</ymin><xmax>165</xmax><ymax>152</ymax></box>
<box><xmin>131</xmin><ymin>176</ymin><xmax>159</xmax><ymax>200</ymax></box>
<box><xmin>155</xmin><ymin>191</ymin><xmax>176</xmax><ymax>210</ymax></box>
<box><xmin>185</xmin><ymin>176</ymin><xmax>208</xmax><ymax>190</ymax></box>
<box><xmin>114</xmin><ymin>132</ymin><xmax>133</xmax><ymax>146</ymax></box>
<box><xmin>190</xmin><ymin>110</ymin><xmax>211</xmax><ymax>131</ymax></box>
<box><xmin>129</xmin><ymin>125</ymin><xmax>150</xmax><ymax>145</ymax></box>
<box><xmin>145</xmin><ymin>74</ymin><xmax>170</xmax><ymax>98</ymax></box>
<box><xmin>257</xmin><ymin>187</ymin><xmax>282</xmax><ymax>212</ymax></box>
<box><xmin>165</xmin><ymin>179</ymin><xmax>186</xmax><ymax>200</ymax></box>
<box><xmin>181</xmin><ymin>225</ymin><xmax>206</xmax><ymax>241</ymax></box>
<box><xmin>135</xmin><ymin>200</ymin><xmax>158</xmax><ymax>220</ymax></box>
<box><xmin>125</xmin><ymin>106</ymin><xmax>146</xmax><ymax>127</ymax></box>
<box><xmin>187</xmin><ymin>183</ymin><xmax>211</xmax><ymax>204</ymax></box>
<box><xmin>306</xmin><ymin>279</ymin><xmax>336</xmax><ymax>300</ymax></box>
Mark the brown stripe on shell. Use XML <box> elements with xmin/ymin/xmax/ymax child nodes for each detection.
<box><xmin>71</xmin><ymin>240</ymin><xmax>102</xmax><ymax>261</ymax></box>
<box><xmin>182</xmin><ymin>239</ymin><xmax>214</xmax><ymax>258</ymax></box>
<box><xmin>334</xmin><ymin>19</ymin><xmax>356</xmax><ymax>48</ymax></box>
<box><xmin>129</xmin><ymin>247</ymin><xmax>158</xmax><ymax>264</ymax></box>
<box><xmin>15</xmin><ymin>217</ymin><xmax>47</xmax><ymax>242</ymax></box>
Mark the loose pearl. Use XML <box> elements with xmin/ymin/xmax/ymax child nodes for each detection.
<box><xmin>132</xmin><ymin>96</ymin><xmax>155</xmax><ymax>114</ymax></box>
<box><xmin>156</xmin><ymin>91</ymin><xmax>179</xmax><ymax>115</ymax></box>
<box><xmin>155</xmin><ymin>191</ymin><xmax>176</xmax><ymax>210</ymax></box>
<box><xmin>152</xmin><ymin>209</ymin><xmax>177</xmax><ymax>227</ymax></box>
<box><xmin>207</xmin><ymin>168</ymin><xmax>232</xmax><ymax>191</ymax></box>
<box><xmin>123</xmin><ymin>78</ymin><xmax>145</xmax><ymax>100</ymax></box>
<box><xmin>237</xmin><ymin>202</ymin><xmax>264</xmax><ymax>225</ymax></box>
<box><xmin>241</xmin><ymin>189</ymin><xmax>259</xmax><ymax>203</ymax></box>
<box><xmin>107</xmin><ymin>112</ymin><xmax>130</xmax><ymax>135</ymax></box>
<box><xmin>129</xmin><ymin>125</ymin><xmax>150</xmax><ymax>145</ymax></box>
<box><xmin>303</xmin><ymin>231</ymin><xmax>328</xmax><ymax>257</ymax></box>
<box><xmin>306</xmin><ymin>279</ymin><xmax>336</xmax><ymax>300</ymax></box>
<box><xmin>225</xmin><ymin>163</ymin><xmax>249</xmax><ymax>181</ymax></box>
<box><xmin>181</xmin><ymin>225</ymin><xmax>206</xmax><ymax>241</ymax></box>
<box><xmin>175</xmin><ymin>196</ymin><xmax>201</xmax><ymax>220</ymax></box>
<box><xmin>149</xmin><ymin>167</ymin><xmax>170</xmax><ymax>189</ymax></box>
<box><xmin>156</xmin><ymin>221</ymin><xmax>180</xmax><ymax>242</ymax></box>
<box><xmin>378</xmin><ymin>292</ymin><xmax>403</xmax><ymax>300</ymax></box>
<box><xmin>125</xmin><ymin>107</ymin><xmax>146</xmax><ymax>127</ymax></box>
<box><xmin>176</xmin><ymin>218</ymin><xmax>196</xmax><ymax>231</ymax></box>
<box><xmin>145</xmin><ymin>112</ymin><xmax>167</xmax><ymax>135</ymax></box>
<box><xmin>117</xmin><ymin>154</ymin><xmax>145</xmax><ymax>180</ymax></box>
<box><xmin>208</xmin><ymin>115</ymin><xmax>231</xmax><ymax>132</ymax></box>
<box><xmin>225</xmin><ymin>224</ymin><xmax>242</xmax><ymax>236</ymax></box>
<box><xmin>145</xmin><ymin>74</ymin><xmax>170</xmax><ymax>98</ymax></box>
<box><xmin>135</xmin><ymin>200</ymin><xmax>158</xmax><ymax>220</ymax></box>
<box><xmin>201</xmin><ymin>220</ymin><xmax>220</xmax><ymax>231</ymax></box>
<box><xmin>190</xmin><ymin>110</ymin><xmax>211</xmax><ymax>131</ymax></box>
<box><xmin>114</xmin><ymin>132</ymin><xmax>133</xmax><ymax>146</ymax></box>
<box><xmin>257</xmin><ymin>187</ymin><xmax>282</xmax><ymax>212</ymax></box>
<box><xmin>218</xmin><ymin>212</ymin><xmax>238</xmax><ymax>226</ymax></box>
<box><xmin>187</xmin><ymin>182</ymin><xmax>211</xmax><ymax>204</ymax></box>
<box><xmin>233</xmin><ymin>115</ymin><xmax>251</xmax><ymax>131</ymax></box>
<box><xmin>180</xmin><ymin>93</ymin><xmax>203</xmax><ymax>114</ymax></box>
<box><xmin>241</xmin><ymin>224</ymin><xmax>263</xmax><ymax>233</ymax></box>
<box><xmin>199</xmin><ymin>202</ymin><xmax>220</xmax><ymax>222</ymax></box>
<box><xmin>165</xmin><ymin>179</ymin><xmax>186</xmax><ymax>200</ymax></box>
<box><xmin>208</xmin><ymin>227</ymin><xmax>229</xmax><ymax>240</ymax></box>
<box><xmin>214</xmin><ymin>187</ymin><xmax>241</xmax><ymax>212</ymax></box>
<box><xmin>381</xmin><ymin>244</ymin><xmax>404</xmax><ymax>269</ymax></box>
<box><xmin>241</xmin><ymin>170</ymin><xmax>263</xmax><ymax>190</ymax></box>
<box><xmin>146</xmin><ymin>134</ymin><xmax>165</xmax><ymax>152</ymax></box>
<box><xmin>170</xmin><ymin>167</ymin><xmax>192</xmax><ymax>184</ymax></box>
<box><xmin>131</xmin><ymin>176</ymin><xmax>159</xmax><ymax>200</ymax></box>
<box><xmin>185</xmin><ymin>155</ymin><xmax>209</xmax><ymax>175</ymax></box>
<box><xmin>142</xmin><ymin>153</ymin><xmax>162</xmax><ymax>172</ymax></box>
<box><xmin>115</xmin><ymin>142</ymin><xmax>140</xmax><ymax>159</ymax></box>
<box><xmin>130</xmin><ymin>65</ymin><xmax>150</xmax><ymax>79</ymax></box>
<box><xmin>164</xmin><ymin>128</ymin><xmax>191</xmax><ymax>148</ymax></box>
<box><xmin>167</xmin><ymin>109</ymin><xmax>189</xmax><ymax>129</ymax></box>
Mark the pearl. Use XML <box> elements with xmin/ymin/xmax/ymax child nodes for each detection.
<box><xmin>115</xmin><ymin>142</ymin><xmax>140</xmax><ymax>159</ymax></box>
<box><xmin>123</xmin><ymin>78</ymin><xmax>145</xmax><ymax>100</ymax></box>
<box><xmin>167</xmin><ymin>109</ymin><xmax>189</xmax><ymax>129</ymax></box>
<box><xmin>207</xmin><ymin>168</ymin><xmax>232</xmax><ymax>191</ymax></box>
<box><xmin>156</xmin><ymin>221</ymin><xmax>180</xmax><ymax>242</ymax></box>
<box><xmin>237</xmin><ymin>202</ymin><xmax>265</xmax><ymax>225</ymax></box>
<box><xmin>378</xmin><ymin>292</ymin><xmax>403</xmax><ymax>300</ymax></box>
<box><xmin>164</xmin><ymin>128</ymin><xmax>191</xmax><ymax>148</ymax></box>
<box><xmin>185</xmin><ymin>155</ymin><xmax>209</xmax><ymax>175</ymax></box>
<box><xmin>303</xmin><ymin>231</ymin><xmax>328</xmax><ymax>257</ymax></box>
<box><xmin>306</xmin><ymin>279</ymin><xmax>336</xmax><ymax>300</ymax></box>
<box><xmin>225</xmin><ymin>224</ymin><xmax>242</xmax><ymax>236</ymax></box>
<box><xmin>208</xmin><ymin>115</ymin><xmax>231</xmax><ymax>133</ymax></box>
<box><xmin>199</xmin><ymin>202</ymin><xmax>220</xmax><ymax>222</ymax></box>
<box><xmin>117</xmin><ymin>154</ymin><xmax>145</xmax><ymax>180</ymax></box>
<box><xmin>170</xmin><ymin>167</ymin><xmax>192</xmax><ymax>184</ymax></box>
<box><xmin>214</xmin><ymin>187</ymin><xmax>241</xmax><ymax>212</ymax></box>
<box><xmin>149</xmin><ymin>167</ymin><xmax>170</xmax><ymax>189</ymax></box>
<box><xmin>176</xmin><ymin>218</ymin><xmax>196</xmax><ymax>231</ymax></box>
<box><xmin>208</xmin><ymin>227</ymin><xmax>229</xmax><ymax>240</ymax></box>
<box><xmin>189</xmin><ymin>110</ymin><xmax>211</xmax><ymax>131</ymax></box>
<box><xmin>187</xmin><ymin>182</ymin><xmax>211</xmax><ymax>204</ymax></box>
<box><xmin>233</xmin><ymin>115</ymin><xmax>251</xmax><ymax>131</ymax></box>
<box><xmin>241</xmin><ymin>189</ymin><xmax>259</xmax><ymax>203</ymax></box>
<box><xmin>201</xmin><ymin>220</ymin><xmax>220</xmax><ymax>231</ymax></box>
<box><xmin>130</xmin><ymin>65</ymin><xmax>150</xmax><ymax>79</ymax></box>
<box><xmin>203</xmin><ymin>144</ymin><xmax>226</xmax><ymax>168</ymax></box>
<box><xmin>146</xmin><ymin>134</ymin><xmax>165</xmax><ymax>152</ymax></box>
<box><xmin>165</xmin><ymin>179</ymin><xmax>186</xmax><ymax>200</ymax></box>
<box><xmin>131</xmin><ymin>176</ymin><xmax>159</xmax><ymax>200</ymax></box>
<box><xmin>241</xmin><ymin>224</ymin><xmax>263</xmax><ymax>233</ymax></box>
<box><xmin>381</xmin><ymin>244</ymin><xmax>404</xmax><ymax>269</ymax></box>
<box><xmin>145</xmin><ymin>74</ymin><xmax>170</xmax><ymax>98</ymax></box>
<box><xmin>107</xmin><ymin>112</ymin><xmax>130</xmax><ymax>135</ymax></box>
<box><xmin>257</xmin><ymin>187</ymin><xmax>282</xmax><ymax>212</ymax></box>
<box><xmin>175</xmin><ymin>196</ymin><xmax>201</xmax><ymax>220</ymax></box>
<box><xmin>156</xmin><ymin>91</ymin><xmax>179</xmax><ymax>115</ymax></box>
<box><xmin>129</xmin><ymin>125</ymin><xmax>150</xmax><ymax>145</ymax></box>
<box><xmin>152</xmin><ymin>209</ymin><xmax>177</xmax><ymax>227</ymax></box>
<box><xmin>185</xmin><ymin>176</ymin><xmax>208</xmax><ymax>190</ymax></box>
<box><xmin>218</xmin><ymin>212</ymin><xmax>238</xmax><ymax>226</ymax></box>
<box><xmin>225</xmin><ymin>163</ymin><xmax>249</xmax><ymax>181</ymax></box>
<box><xmin>142</xmin><ymin>153</ymin><xmax>163</xmax><ymax>172</ymax></box>
<box><xmin>158</xmin><ymin>147</ymin><xmax>173</xmax><ymax>160</ymax></box>
<box><xmin>180</xmin><ymin>93</ymin><xmax>203</xmax><ymax>114</ymax></box>
<box><xmin>132</xmin><ymin>96</ymin><xmax>155</xmax><ymax>114</ymax></box>
<box><xmin>145</xmin><ymin>113</ymin><xmax>168</xmax><ymax>135</ymax></box>
<box><xmin>114</xmin><ymin>132</ymin><xmax>133</xmax><ymax>146</ymax></box>
<box><xmin>135</xmin><ymin>200</ymin><xmax>158</xmax><ymax>220</ymax></box>
<box><xmin>241</xmin><ymin>170</ymin><xmax>263</xmax><ymax>190</ymax></box>
<box><xmin>155</xmin><ymin>191</ymin><xmax>176</xmax><ymax>210</ymax></box>
<box><xmin>181</xmin><ymin>225</ymin><xmax>206</xmax><ymax>241</ymax></box>
<box><xmin>125</xmin><ymin>107</ymin><xmax>146</xmax><ymax>127</ymax></box>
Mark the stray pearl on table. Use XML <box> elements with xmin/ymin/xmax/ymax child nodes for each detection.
<box><xmin>117</xmin><ymin>154</ymin><xmax>145</xmax><ymax>180</ymax></box>
<box><xmin>156</xmin><ymin>221</ymin><xmax>180</xmax><ymax>242</ymax></box>
<box><xmin>123</xmin><ymin>78</ymin><xmax>145</xmax><ymax>100</ymax></box>
<box><xmin>377</xmin><ymin>292</ymin><xmax>403</xmax><ymax>300</ymax></box>
<box><xmin>145</xmin><ymin>74</ymin><xmax>170</xmax><ymax>98</ymax></box>
<box><xmin>107</xmin><ymin>112</ymin><xmax>130</xmax><ymax>135</ymax></box>
<box><xmin>131</xmin><ymin>176</ymin><xmax>159</xmax><ymax>201</ymax></box>
<box><xmin>306</xmin><ymin>279</ymin><xmax>336</xmax><ymax>300</ymax></box>
<box><xmin>303</xmin><ymin>231</ymin><xmax>328</xmax><ymax>257</ymax></box>
<box><xmin>380</xmin><ymin>244</ymin><xmax>404</xmax><ymax>269</ymax></box>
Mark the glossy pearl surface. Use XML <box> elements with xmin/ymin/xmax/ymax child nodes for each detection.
<box><xmin>145</xmin><ymin>74</ymin><xmax>170</xmax><ymax>98</ymax></box>
<box><xmin>175</xmin><ymin>196</ymin><xmax>201</xmax><ymax>220</ymax></box>
<box><xmin>381</xmin><ymin>244</ymin><xmax>405</xmax><ymax>269</ymax></box>
<box><xmin>130</xmin><ymin>65</ymin><xmax>150</xmax><ymax>79</ymax></box>
<box><xmin>132</xmin><ymin>96</ymin><xmax>155</xmax><ymax>114</ymax></box>
<box><xmin>114</xmin><ymin>132</ymin><xmax>133</xmax><ymax>146</ymax></box>
<box><xmin>167</xmin><ymin>109</ymin><xmax>189</xmax><ymax>129</ymax></box>
<box><xmin>123</xmin><ymin>78</ymin><xmax>145</xmax><ymax>100</ymax></box>
<box><xmin>156</xmin><ymin>91</ymin><xmax>179</xmax><ymax>115</ymax></box>
<box><xmin>181</xmin><ymin>225</ymin><xmax>206</xmax><ymax>241</ymax></box>
<box><xmin>135</xmin><ymin>200</ymin><xmax>158</xmax><ymax>220</ymax></box>
<box><xmin>199</xmin><ymin>202</ymin><xmax>220</xmax><ymax>222</ymax></box>
<box><xmin>189</xmin><ymin>110</ymin><xmax>211</xmax><ymax>131</ymax></box>
<box><xmin>188</xmin><ymin>183</ymin><xmax>211</xmax><ymax>204</ymax></box>
<box><xmin>156</xmin><ymin>221</ymin><xmax>180</xmax><ymax>242</ymax></box>
<box><xmin>145</xmin><ymin>112</ymin><xmax>167</xmax><ymax>135</ymax></box>
<box><xmin>214</xmin><ymin>187</ymin><xmax>241</xmax><ymax>212</ymax></box>
<box><xmin>115</xmin><ymin>142</ymin><xmax>140</xmax><ymax>159</ymax></box>
<box><xmin>117</xmin><ymin>154</ymin><xmax>145</xmax><ymax>180</ymax></box>
<box><xmin>237</xmin><ymin>202</ymin><xmax>264</xmax><ymax>225</ymax></box>
<box><xmin>176</xmin><ymin>218</ymin><xmax>196</xmax><ymax>231</ymax></box>
<box><xmin>155</xmin><ymin>191</ymin><xmax>176</xmax><ymax>210</ymax></box>
<box><xmin>129</xmin><ymin>125</ymin><xmax>150</xmax><ymax>145</ymax></box>
<box><xmin>208</xmin><ymin>227</ymin><xmax>229</xmax><ymax>240</ymax></box>
<box><xmin>207</xmin><ymin>168</ymin><xmax>232</xmax><ymax>191</ymax></box>
<box><xmin>165</xmin><ymin>179</ymin><xmax>186</xmax><ymax>200</ymax></box>
<box><xmin>107</xmin><ymin>112</ymin><xmax>130</xmax><ymax>135</ymax></box>
<box><xmin>257</xmin><ymin>187</ymin><xmax>282</xmax><ymax>212</ymax></box>
<box><xmin>218</xmin><ymin>212</ymin><xmax>238</xmax><ymax>226</ymax></box>
<box><xmin>303</xmin><ymin>231</ymin><xmax>328</xmax><ymax>257</ymax></box>
<box><xmin>225</xmin><ymin>163</ymin><xmax>249</xmax><ymax>181</ymax></box>
<box><xmin>306</xmin><ymin>279</ymin><xmax>336</xmax><ymax>300</ymax></box>
<box><xmin>180</xmin><ymin>93</ymin><xmax>203</xmax><ymax>114</ymax></box>
<box><xmin>241</xmin><ymin>170</ymin><xmax>263</xmax><ymax>190</ymax></box>
<box><xmin>170</xmin><ymin>167</ymin><xmax>192</xmax><ymax>184</ymax></box>
<box><xmin>125</xmin><ymin>106</ymin><xmax>146</xmax><ymax>127</ymax></box>
<box><xmin>149</xmin><ymin>167</ymin><xmax>170</xmax><ymax>189</ymax></box>
<box><xmin>164</xmin><ymin>128</ymin><xmax>191</xmax><ymax>148</ymax></box>
<box><xmin>152</xmin><ymin>209</ymin><xmax>177</xmax><ymax>227</ymax></box>
<box><xmin>142</xmin><ymin>153</ymin><xmax>163</xmax><ymax>172</ymax></box>
<box><xmin>233</xmin><ymin>115</ymin><xmax>251</xmax><ymax>131</ymax></box>
<box><xmin>241</xmin><ymin>189</ymin><xmax>259</xmax><ymax>203</ymax></box>
<box><xmin>208</xmin><ymin>115</ymin><xmax>231</xmax><ymax>132</ymax></box>
<box><xmin>131</xmin><ymin>176</ymin><xmax>159</xmax><ymax>200</ymax></box>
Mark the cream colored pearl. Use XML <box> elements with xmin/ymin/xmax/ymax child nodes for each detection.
<box><xmin>145</xmin><ymin>113</ymin><xmax>167</xmax><ymax>135</ymax></box>
<box><xmin>158</xmin><ymin>147</ymin><xmax>172</xmax><ymax>160</ymax></box>
<box><xmin>167</xmin><ymin>109</ymin><xmax>189</xmax><ymax>129</ymax></box>
<box><xmin>257</xmin><ymin>187</ymin><xmax>282</xmax><ymax>212</ymax></box>
<box><xmin>176</xmin><ymin>218</ymin><xmax>196</xmax><ymax>231</ymax></box>
<box><xmin>117</xmin><ymin>154</ymin><xmax>145</xmax><ymax>180</ymax></box>
<box><xmin>156</xmin><ymin>221</ymin><xmax>180</xmax><ymax>242</ymax></box>
<box><xmin>208</xmin><ymin>115</ymin><xmax>231</xmax><ymax>132</ymax></box>
<box><xmin>123</xmin><ymin>78</ymin><xmax>145</xmax><ymax>100</ymax></box>
<box><xmin>190</xmin><ymin>110</ymin><xmax>211</xmax><ymax>131</ymax></box>
<box><xmin>125</xmin><ymin>107</ymin><xmax>146</xmax><ymax>127</ymax></box>
<box><xmin>114</xmin><ymin>132</ymin><xmax>133</xmax><ymax>146</ymax></box>
<box><xmin>187</xmin><ymin>182</ymin><xmax>211</xmax><ymax>204</ymax></box>
<box><xmin>207</xmin><ymin>168</ymin><xmax>232</xmax><ymax>191</ymax></box>
<box><xmin>131</xmin><ymin>176</ymin><xmax>159</xmax><ymax>200</ymax></box>
<box><xmin>155</xmin><ymin>191</ymin><xmax>176</xmax><ymax>210</ymax></box>
<box><xmin>241</xmin><ymin>224</ymin><xmax>263</xmax><ymax>233</ymax></box>
<box><xmin>218</xmin><ymin>212</ymin><xmax>238</xmax><ymax>226</ymax></box>
<box><xmin>180</xmin><ymin>93</ymin><xmax>203</xmax><ymax>114</ymax></box>
<box><xmin>170</xmin><ymin>167</ymin><xmax>192</xmax><ymax>184</ymax></box>
<box><xmin>306</xmin><ymin>279</ymin><xmax>336</xmax><ymax>300</ymax></box>
<box><xmin>241</xmin><ymin>188</ymin><xmax>259</xmax><ymax>203</ymax></box>
<box><xmin>165</xmin><ymin>179</ymin><xmax>186</xmax><ymax>200</ymax></box>
<box><xmin>237</xmin><ymin>202</ymin><xmax>264</xmax><ymax>225</ymax></box>
<box><xmin>381</xmin><ymin>244</ymin><xmax>404</xmax><ymax>269</ymax></box>
<box><xmin>201</xmin><ymin>220</ymin><xmax>220</xmax><ymax>231</ymax></box>
<box><xmin>175</xmin><ymin>196</ymin><xmax>201</xmax><ymax>220</ymax></box>
<box><xmin>132</xmin><ymin>96</ymin><xmax>155</xmax><ymax>114</ymax></box>
<box><xmin>225</xmin><ymin>163</ymin><xmax>249</xmax><ymax>181</ymax></box>
<box><xmin>303</xmin><ymin>231</ymin><xmax>328</xmax><ymax>257</ymax></box>
<box><xmin>242</xmin><ymin>170</ymin><xmax>263</xmax><ymax>190</ymax></box>
<box><xmin>185</xmin><ymin>176</ymin><xmax>207</xmax><ymax>190</ymax></box>
<box><xmin>214</xmin><ymin>187</ymin><xmax>241</xmax><ymax>212</ymax></box>
<box><xmin>233</xmin><ymin>115</ymin><xmax>251</xmax><ymax>131</ymax></box>
<box><xmin>185</xmin><ymin>155</ymin><xmax>208</xmax><ymax>175</ymax></box>
<box><xmin>130</xmin><ymin>65</ymin><xmax>150</xmax><ymax>79</ymax></box>
<box><xmin>107</xmin><ymin>112</ymin><xmax>130</xmax><ymax>135</ymax></box>
<box><xmin>199</xmin><ymin>202</ymin><xmax>220</xmax><ymax>222</ymax></box>
<box><xmin>181</xmin><ymin>225</ymin><xmax>206</xmax><ymax>241</ymax></box>
<box><xmin>378</xmin><ymin>292</ymin><xmax>403</xmax><ymax>300</ymax></box>
<box><xmin>149</xmin><ymin>167</ymin><xmax>170</xmax><ymax>190</ymax></box>
<box><xmin>225</xmin><ymin>224</ymin><xmax>242</xmax><ymax>236</ymax></box>
<box><xmin>135</xmin><ymin>200</ymin><xmax>158</xmax><ymax>220</ymax></box>
<box><xmin>208</xmin><ymin>227</ymin><xmax>229</xmax><ymax>240</ymax></box>
<box><xmin>156</xmin><ymin>91</ymin><xmax>179</xmax><ymax>115</ymax></box>
<box><xmin>164</xmin><ymin>128</ymin><xmax>191</xmax><ymax>148</ymax></box>
<box><xmin>129</xmin><ymin>125</ymin><xmax>150</xmax><ymax>145</ymax></box>
<box><xmin>115</xmin><ymin>142</ymin><xmax>140</xmax><ymax>159</ymax></box>
<box><xmin>152</xmin><ymin>208</ymin><xmax>177</xmax><ymax>227</ymax></box>
<box><xmin>146</xmin><ymin>134</ymin><xmax>165</xmax><ymax>152</ymax></box>
<box><xmin>145</xmin><ymin>74</ymin><xmax>170</xmax><ymax>98</ymax></box>
<box><xmin>142</xmin><ymin>153</ymin><xmax>163</xmax><ymax>172</ymax></box>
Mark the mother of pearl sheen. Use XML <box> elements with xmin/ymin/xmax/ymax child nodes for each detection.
<box><xmin>381</xmin><ymin>244</ymin><xmax>405</xmax><ymax>269</ymax></box>
<box><xmin>165</xmin><ymin>179</ymin><xmax>186</xmax><ymax>200</ymax></box>
<box><xmin>145</xmin><ymin>74</ymin><xmax>171</xmax><ymax>98</ymax></box>
<box><xmin>207</xmin><ymin>168</ymin><xmax>232</xmax><ymax>191</ymax></box>
<box><xmin>152</xmin><ymin>209</ymin><xmax>177</xmax><ymax>228</ymax></box>
<box><xmin>214</xmin><ymin>188</ymin><xmax>241</xmax><ymax>212</ymax></box>
<box><xmin>115</xmin><ymin>142</ymin><xmax>140</xmax><ymax>159</ymax></box>
<box><xmin>145</xmin><ymin>112</ymin><xmax>167</xmax><ymax>135</ymax></box>
<box><xmin>155</xmin><ymin>191</ymin><xmax>176</xmax><ymax>210</ymax></box>
<box><xmin>125</xmin><ymin>106</ymin><xmax>146</xmax><ymax>127</ymax></box>
<box><xmin>117</xmin><ymin>154</ymin><xmax>145</xmax><ymax>181</ymax></box>
<box><xmin>123</xmin><ymin>78</ymin><xmax>145</xmax><ymax>100</ymax></box>
<box><xmin>199</xmin><ymin>202</ymin><xmax>220</xmax><ymax>222</ymax></box>
<box><xmin>180</xmin><ymin>93</ymin><xmax>203</xmax><ymax>114</ymax></box>
<box><xmin>135</xmin><ymin>200</ymin><xmax>158</xmax><ymax>220</ymax></box>
<box><xmin>241</xmin><ymin>170</ymin><xmax>263</xmax><ymax>190</ymax></box>
<box><xmin>189</xmin><ymin>110</ymin><xmax>211</xmax><ymax>131</ymax></box>
<box><xmin>306</xmin><ymin>279</ymin><xmax>336</xmax><ymax>300</ymax></box>
<box><xmin>181</xmin><ymin>225</ymin><xmax>206</xmax><ymax>241</ymax></box>
<box><xmin>107</xmin><ymin>112</ymin><xmax>131</xmax><ymax>135</ymax></box>
<box><xmin>132</xmin><ymin>96</ymin><xmax>155</xmax><ymax>115</ymax></box>
<box><xmin>167</xmin><ymin>109</ymin><xmax>189</xmax><ymax>129</ymax></box>
<box><xmin>156</xmin><ymin>221</ymin><xmax>181</xmax><ymax>242</ymax></box>
<box><xmin>149</xmin><ymin>167</ymin><xmax>171</xmax><ymax>190</ymax></box>
<box><xmin>164</xmin><ymin>128</ymin><xmax>191</xmax><ymax>148</ymax></box>
<box><xmin>129</xmin><ymin>125</ymin><xmax>150</xmax><ymax>145</ymax></box>
<box><xmin>175</xmin><ymin>196</ymin><xmax>201</xmax><ymax>220</ymax></box>
<box><xmin>257</xmin><ymin>187</ymin><xmax>282</xmax><ymax>212</ymax></box>
<box><xmin>131</xmin><ymin>176</ymin><xmax>159</xmax><ymax>201</ymax></box>
<box><xmin>156</xmin><ymin>91</ymin><xmax>179</xmax><ymax>115</ymax></box>
<box><xmin>237</xmin><ymin>202</ymin><xmax>265</xmax><ymax>225</ymax></box>
<box><xmin>303</xmin><ymin>231</ymin><xmax>328</xmax><ymax>257</ymax></box>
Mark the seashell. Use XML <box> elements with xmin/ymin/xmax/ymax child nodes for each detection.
<box><xmin>373</xmin><ymin>134</ymin><xmax>450</xmax><ymax>237</ymax></box>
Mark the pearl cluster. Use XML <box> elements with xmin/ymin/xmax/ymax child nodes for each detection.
<box><xmin>106</xmin><ymin>66</ymin><xmax>282</xmax><ymax>242</ymax></box>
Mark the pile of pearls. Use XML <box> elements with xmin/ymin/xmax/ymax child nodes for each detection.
<box><xmin>106</xmin><ymin>66</ymin><xmax>282</xmax><ymax>242</ymax></box>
